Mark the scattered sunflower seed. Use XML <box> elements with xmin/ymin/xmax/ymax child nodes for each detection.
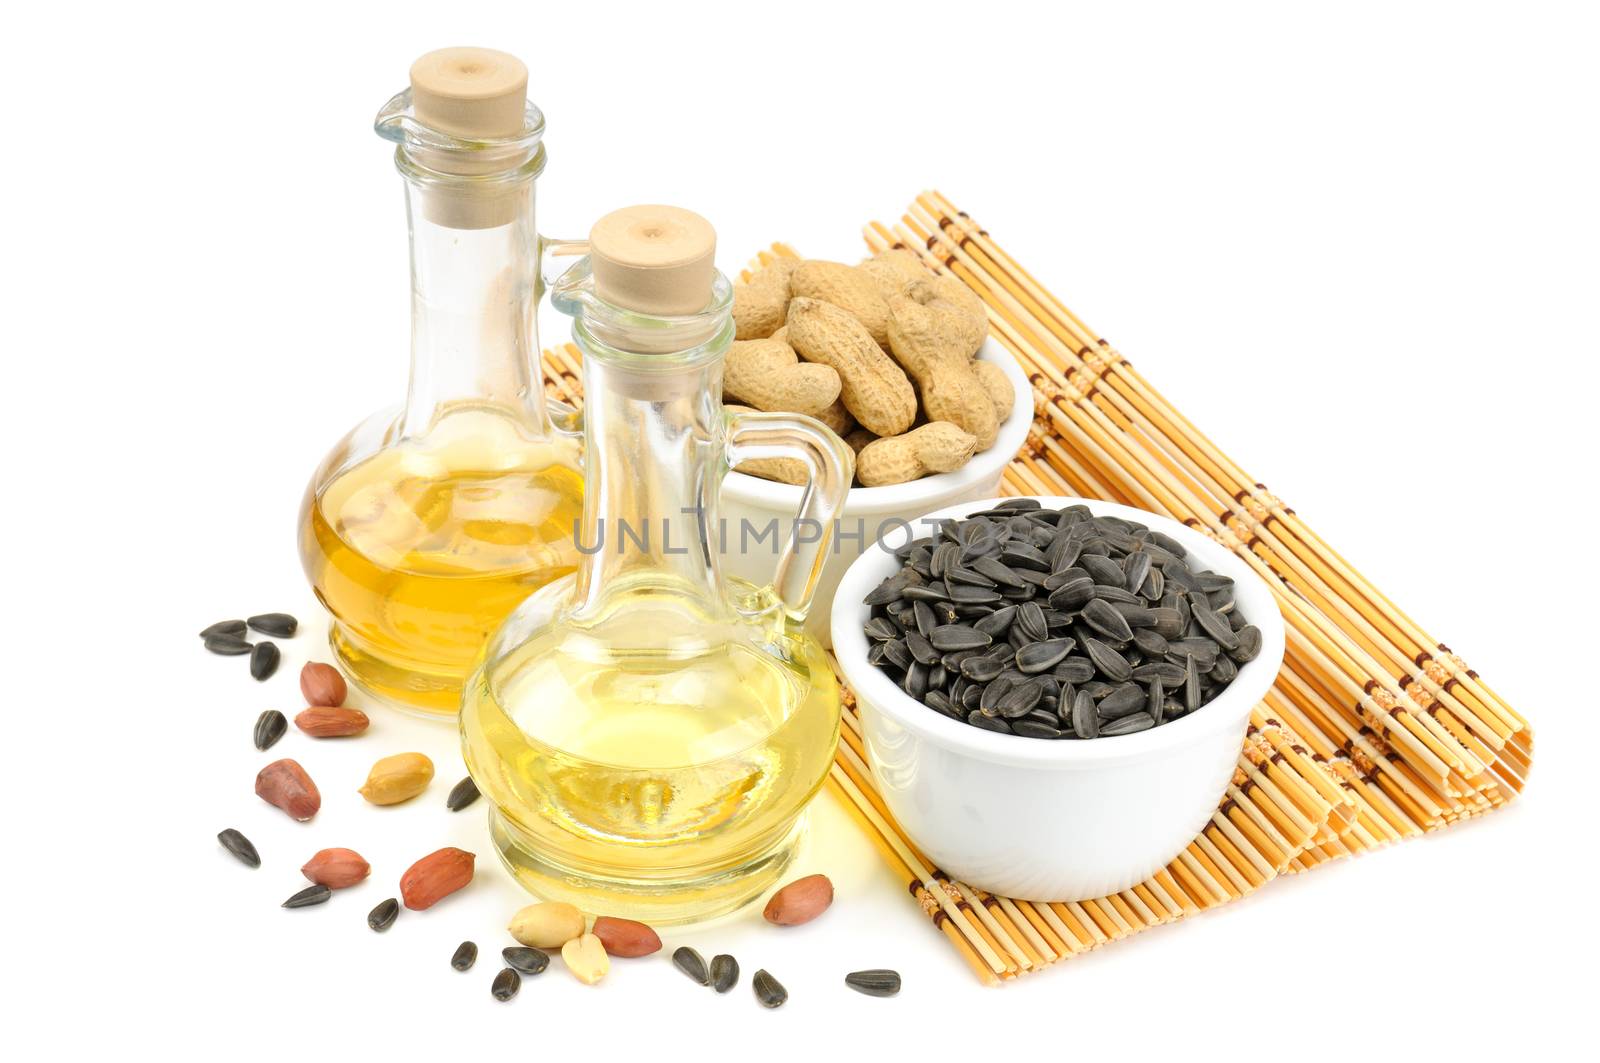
<box><xmin>217</xmin><ymin>828</ymin><xmax>259</xmax><ymax>868</ymax></box>
<box><xmin>451</xmin><ymin>941</ymin><xmax>478</xmax><ymax>971</ymax></box>
<box><xmin>250</xmin><ymin>641</ymin><xmax>281</xmax><ymax>680</ymax></box>
<box><xmin>845</xmin><ymin>969</ymin><xmax>902</xmax><ymax>997</ymax></box>
<box><xmin>200</xmin><ymin>619</ymin><xmax>246</xmax><ymax>639</ymax></box>
<box><xmin>491</xmin><ymin>967</ymin><xmax>521</xmax><ymax>1001</ymax></box>
<box><xmin>367</xmin><ymin>898</ymin><xmax>399</xmax><ymax>932</ymax></box>
<box><xmin>246</xmin><ymin>613</ymin><xmax>298</xmax><ymax>638</ymax></box>
<box><xmin>253</xmin><ymin>710</ymin><xmax>287</xmax><ymax>751</ymax></box>
<box><xmin>282</xmin><ymin>884</ymin><xmax>331</xmax><ymax>909</ymax></box>
<box><xmin>446</xmin><ymin>776</ymin><xmax>481</xmax><ymax>812</ymax></box>
<box><xmin>501</xmin><ymin>946</ymin><xmax>549</xmax><ymax>975</ymax></box>
<box><xmin>204</xmin><ymin>633</ymin><xmax>252</xmax><ymax>656</ymax></box>
<box><xmin>710</xmin><ymin>953</ymin><xmax>740</xmax><ymax>993</ymax></box>
<box><xmin>672</xmin><ymin>946</ymin><xmax>710</xmax><ymax>985</ymax></box>
<box><xmin>753</xmin><ymin>969</ymin><xmax>788</xmax><ymax>1008</ymax></box>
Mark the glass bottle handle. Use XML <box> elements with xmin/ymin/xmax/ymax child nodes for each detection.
<box><xmin>723</xmin><ymin>410</ymin><xmax>855</xmax><ymax>621</ymax></box>
<box><xmin>536</xmin><ymin>236</ymin><xmax>590</xmax><ymax>439</ymax></box>
<box><xmin>539</xmin><ymin>236</ymin><xmax>590</xmax><ymax>286</ymax></box>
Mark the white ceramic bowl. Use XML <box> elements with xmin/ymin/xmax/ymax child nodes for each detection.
<box><xmin>718</xmin><ymin>339</ymin><xmax>1032</xmax><ymax>646</ymax></box>
<box><xmin>831</xmin><ymin>496</ymin><xmax>1286</xmax><ymax>901</ymax></box>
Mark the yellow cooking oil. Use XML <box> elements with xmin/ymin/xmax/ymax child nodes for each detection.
<box><xmin>299</xmin><ymin>410</ymin><xmax>583</xmax><ymax>714</ymax></box>
<box><xmin>460</xmin><ymin>586</ymin><xmax>840</xmax><ymax>923</ymax></box>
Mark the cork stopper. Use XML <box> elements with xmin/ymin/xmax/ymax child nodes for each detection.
<box><xmin>409</xmin><ymin>47</ymin><xmax>528</xmax><ymax>141</ymax></box>
<box><xmin>589</xmin><ymin>206</ymin><xmax>717</xmax><ymax>316</ymax></box>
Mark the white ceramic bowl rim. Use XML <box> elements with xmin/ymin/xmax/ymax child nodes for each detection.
<box><xmin>832</xmin><ymin>496</ymin><xmax>1287</xmax><ymax>768</ymax></box>
<box><xmin>721</xmin><ymin>340</ymin><xmax>1034</xmax><ymax>513</ymax></box>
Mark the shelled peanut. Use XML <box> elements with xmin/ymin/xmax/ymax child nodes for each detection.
<box><xmin>727</xmin><ymin>250</ymin><xmax>1004</xmax><ymax>486</ymax></box>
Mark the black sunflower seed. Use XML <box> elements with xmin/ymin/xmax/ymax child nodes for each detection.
<box><xmin>1051</xmin><ymin>656</ymin><xmax>1096</xmax><ymax>684</ymax></box>
<box><xmin>367</xmin><ymin>897</ymin><xmax>399</xmax><ymax>931</ymax></box>
<box><xmin>1149</xmin><ymin>678</ymin><xmax>1167</xmax><ymax>724</ymax></box>
<box><xmin>1081</xmin><ymin>554</ymin><xmax>1126</xmax><ymax>587</ymax></box>
<box><xmin>930</xmin><ymin>624</ymin><xmax>991</xmax><ymax>651</ymax></box>
<box><xmin>501</xmin><ymin>946</ymin><xmax>549</xmax><ymax>974</ymax></box>
<box><xmin>944</xmin><ymin>565</ymin><xmax>996</xmax><ymax>590</ymax></box>
<box><xmin>1149</xmin><ymin>607</ymin><xmax>1185</xmax><ymax>639</ymax></box>
<box><xmin>1081</xmin><ymin>599</ymin><xmax>1134</xmax><ymax>642</ymax></box>
<box><xmin>1185</xmin><ymin>654</ymin><xmax>1202</xmax><ymax>712</ymax></box>
<box><xmin>1192</xmin><ymin>601</ymin><xmax>1240</xmax><ymax>651</ymax></box>
<box><xmin>673</xmin><ymin>946</ymin><xmax>710</xmax><ymax>985</ymax></box>
<box><xmin>1070</xmin><ymin>689</ymin><xmax>1100</xmax><ymax>739</ymax></box>
<box><xmin>881</xmin><ymin>639</ymin><xmax>913</xmax><ymax>671</ymax></box>
<box><xmin>864</xmin><ymin>579</ymin><xmax>903</xmax><ymax>606</ymax></box>
<box><xmin>960</xmin><ymin>653</ymin><xmax>1006</xmax><ymax>682</ymax></box>
<box><xmin>966</xmin><ymin>711</ymin><xmax>1012</xmax><ymax>733</ymax></box>
<box><xmin>971</xmin><ymin>555</ymin><xmax>1027</xmax><ymax>588</ymax></box>
<box><xmin>246</xmin><ymin>612</ymin><xmax>298</xmax><ymax>638</ymax></box>
<box><xmin>1132</xmin><ymin>627</ymin><xmax>1170</xmax><ymax>658</ymax></box>
<box><xmin>1015</xmin><ymin>601</ymin><xmax>1048</xmax><ymax>643</ymax></box>
<box><xmin>711</xmin><ymin>953</ymin><xmax>740</xmax><ymax>993</ymax></box>
<box><xmin>1047</xmin><ymin>576</ymin><xmax>1095</xmax><ymax>610</ymax></box>
<box><xmin>282</xmin><ymin>884</ymin><xmax>331</xmax><ymax>909</ymax></box>
<box><xmin>1097</xmin><ymin>683</ymin><xmax>1145</xmax><ymax>719</ymax></box>
<box><xmin>864</xmin><ymin>616</ymin><xmax>899</xmax><ymax>641</ymax></box>
<box><xmin>974</xmin><ymin>605</ymin><xmax>1017</xmax><ymax>638</ymax></box>
<box><xmin>1101</xmin><ymin>712</ymin><xmax>1156</xmax><ymax>736</ymax></box>
<box><xmin>1016</xmin><ymin>638</ymin><xmax>1072</xmax><ymax>674</ymax></box>
<box><xmin>1170</xmin><ymin>638</ymin><xmax>1219</xmax><ymax>669</ymax></box>
<box><xmin>1012</xmin><ymin>718</ymin><xmax>1065</xmax><ymax>738</ymax></box>
<box><xmin>447</xmin><ymin>776</ymin><xmax>481</xmax><ymax>811</ymax></box>
<box><xmin>253</xmin><ymin>709</ymin><xmax>287</xmax><ymax>751</ymax></box>
<box><xmin>997</xmin><ymin>678</ymin><xmax>1045</xmax><ymax>718</ymax></box>
<box><xmin>249</xmin><ymin>641</ymin><xmax>280</xmax><ymax>680</ymax></box>
<box><xmin>948</xmin><ymin>582</ymin><xmax>1002</xmax><ymax>605</ymax></box>
<box><xmin>217</xmin><ymin>828</ymin><xmax>259</xmax><ymax>868</ymax></box>
<box><xmin>1122</xmin><ymin>552</ymin><xmax>1153</xmax><ymax>598</ymax></box>
<box><xmin>905</xmin><ymin>631</ymin><xmax>940</xmax><ymax>665</ymax></box>
<box><xmin>925</xmin><ymin>690</ymin><xmax>963</xmax><ymax>720</ymax></box>
<box><xmin>199</xmin><ymin>619</ymin><xmax>246</xmax><ymax>639</ymax></box>
<box><xmin>204</xmin><ymin>633</ymin><xmax>252</xmax><ymax>656</ymax></box>
<box><xmin>902</xmin><ymin>661</ymin><xmax>928</xmax><ymax>699</ymax></box>
<box><xmin>491</xmin><ymin>967</ymin><xmax>521</xmax><ymax>1001</ymax></box>
<box><xmin>845</xmin><ymin>969</ymin><xmax>902</xmax><ymax>997</ymax></box>
<box><xmin>978</xmin><ymin>675</ymin><xmax>1015</xmax><ymax>715</ymax></box>
<box><xmin>1230</xmin><ymin>625</ymin><xmax>1263</xmax><ymax>663</ymax></box>
<box><xmin>452</xmin><ymin>941</ymin><xmax>478</xmax><ymax>971</ymax></box>
<box><xmin>1083</xmin><ymin>637</ymin><xmax>1133</xmax><ymax>682</ymax></box>
<box><xmin>753</xmin><ymin>969</ymin><xmax>788</xmax><ymax>1008</ymax></box>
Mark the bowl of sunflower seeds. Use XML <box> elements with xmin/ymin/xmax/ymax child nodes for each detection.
<box><xmin>831</xmin><ymin>496</ymin><xmax>1285</xmax><ymax>901</ymax></box>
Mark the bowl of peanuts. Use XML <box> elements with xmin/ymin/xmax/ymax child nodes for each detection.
<box><xmin>717</xmin><ymin>250</ymin><xmax>1033</xmax><ymax>645</ymax></box>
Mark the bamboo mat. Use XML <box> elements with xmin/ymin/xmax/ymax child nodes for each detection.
<box><xmin>539</xmin><ymin>191</ymin><xmax>1533</xmax><ymax>984</ymax></box>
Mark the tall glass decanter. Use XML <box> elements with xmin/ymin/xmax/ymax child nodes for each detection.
<box><xmin>461</xmin><ymin>206</ymin><xmax>852</xmax><ymax>923</ymax></box>
<box><xmin>298</xmin><ymin>48</ymin><xmax>583</xmax><ymax>714</ymax></box>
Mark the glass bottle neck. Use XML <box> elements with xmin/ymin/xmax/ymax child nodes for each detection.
<box><xmin>570</xmin><ymin>346</ymin><xmax>726</xmax><ymax>617</ymax></box>
<box><xmin>399</xmin><ymin>178</ymin><xmax>547</xmax><ymax>439</ymax></box>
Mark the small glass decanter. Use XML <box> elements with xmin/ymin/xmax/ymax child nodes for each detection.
<box><xmin>461</xmin><ymin>206</ymin><xmax>853</xmax><ymax>923</ymax></box>
<box><xmin>298</xmin><ymin>48</ymin><xmax>584</xmax><ymax>714</ymax></box>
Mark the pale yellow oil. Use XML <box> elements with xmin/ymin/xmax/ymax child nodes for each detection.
<box><xmin>461</xmin><ymin>588</ymin><xmax>840</xmax><ymax>923</ymax></box>
<box><xmin>299</xmin><ymin>413</ymin><xmax>584</xmax><ymax>714</ymax></box>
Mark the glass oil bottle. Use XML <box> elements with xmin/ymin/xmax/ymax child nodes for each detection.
<box><xmin>298</xmin><ymin>49</ymin><xmax>584</xmax><ymax>714</ymax></box>
<box><xmin>460</xmin><ymin>206</ymin><xmax>854</xmax><ymax>923</ymax></box>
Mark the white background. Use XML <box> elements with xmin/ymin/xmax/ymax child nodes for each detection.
<box><xmin>4</xmin><ymin>1</ymin><xmax>1596</xmax><ymax>1058</ymax></box>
